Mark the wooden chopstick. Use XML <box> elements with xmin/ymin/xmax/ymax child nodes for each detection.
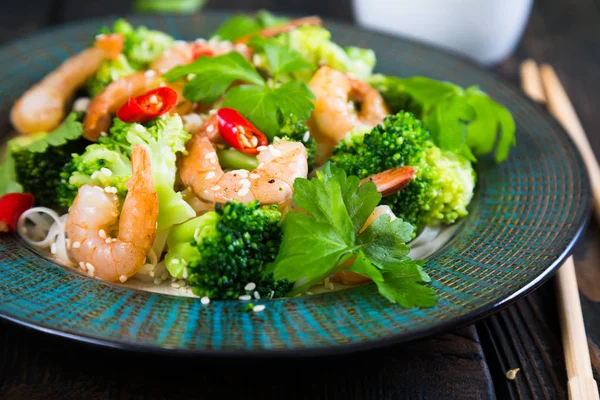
<box><xmin>520</xmin><ymin>59</ymin><xmax>600</xmax><ymax>400</ymax></box>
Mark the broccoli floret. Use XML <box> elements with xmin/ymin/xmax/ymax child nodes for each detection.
<box><xmin>278</xmin><ymin>114</ymin><xmax>316</xmax><ymax>170</ymax></box>
<box><xmin>331</xmin><ymin>111</ymin><xmax>475</xmax><ymax>228</ymax></box>
<box><xmin>182</xmin><ymin>201</ymin><xmax>292</xmax><ymax>300</ymax></box>
<box><xmin>86</xmin><ymin>54</ymin><xmax>136</xmax><ymax>97</ymax></box>
<box><xmin>57</xmin><ymin>144</ymin><xmax>132</xmax><ymax>207</ymax></box>
<box><xmin>10</xmin><ymin>113</ymin><xmax>89</xmax><ymax>209</ymax></box>
<box><xmin>101</xmin><ymin>114</ymin><xmax>195</xmax><ymax>231</ymax></box>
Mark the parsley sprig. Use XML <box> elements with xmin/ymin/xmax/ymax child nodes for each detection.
<box><xmin>267</xmin><ymin>163</ymin><xmax>437</xmax><ymax>308</ymax></box>
<box><xmin>163</xmin><ymin>42</ymin><xmax>316</xmax><ymax>139</ymax></box>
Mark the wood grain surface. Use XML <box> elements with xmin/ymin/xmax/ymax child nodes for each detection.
<box><xmin>0</xmin><ymin>0</ymin><xmax>599</xmax><ymax>399</ymax></box>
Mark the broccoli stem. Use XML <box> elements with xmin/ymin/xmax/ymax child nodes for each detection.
<box><xmin>217</xmin><ymin>149</ymin><xmax>259</xmax><ymax>171</ymax></box>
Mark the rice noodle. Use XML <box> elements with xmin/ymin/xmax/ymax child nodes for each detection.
<box><xmin>17</xmin><ymin>207</ymin><xmax>74</xmax><ymax>267</ymax></box>
<box><xmin>408</xmin><ymin>222</ymin><xmax>461</xmax><ymax>259</ymax></box>
<box><xmin>409</xmin><ymin>225</ymin><xmax>442</xmax><ymax>248</ymax></box>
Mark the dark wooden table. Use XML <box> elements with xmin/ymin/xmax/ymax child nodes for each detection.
<box><xmin>1</xmin><ymin>1</ymin><xmax>599</xmax><ymax>399</ymax></box>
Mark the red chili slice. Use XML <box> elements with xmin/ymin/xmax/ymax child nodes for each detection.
<box><xmin>216</xmin><ymin>108</ymin><xmax>268</xmax><ymax>155</ymax></box>
<box><xmin>116</xmin><ymin>87</ymin><xmax>178</xmax><ymax>123</ymax></box>
<box><xmin>0</xmin><ymin>193</ymin><xmax>34</xmax><ymax>233</ymax></box>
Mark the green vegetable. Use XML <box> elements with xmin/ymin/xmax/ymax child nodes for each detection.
<box><xmin>217</xmin><ymin>149</ymin><xmax>259</xmax><ymax>171</ymax></box>
<box><xmin>182</xmin><ymin>201</ymin><xmax>292</xmax><ymax>300</ymax></box>
<box><xmin>8</xmin><ymin>113</ymin><xmax>89</xmax><ymax>208</ymax></box>
<box><xmin>369</xmin><ymin>74</ymin><xmax>516</xmax><ymax>162</ymax></box>
<box><xmin>164</xmin><ymin>212</ymin><xmax>219</xmax><ymax>278</ymax></box>
<box><xmin>86</xmin><ymin>54</ymin><xmax>136</xmax><ymax>97</ymax></box>
<box><xmin>100</xmin><ymin>114</ymin><xmax>195</xmax><ymax>231</ymax></box>
<box><xmin>222</xmin><ymin>81</ymin><xmax>315</xmax><ymax>139</ymax></box>
<box><xmin>211</xmin><ymin>10</ymin><xmax>288</xmax><ymax>41</ymax></box>
<box><xmin>274</xmin><ymin>26</ymin><xmax>376</xmax><ymax>81</ymax></box>
<box><xmin>278</xmin><ymin>114</ymin><xmax>316</xmax><ymax>170</ymax></box>
<box><xmin>134</xmin><ymin>0</ymin><xmax>205</xmax><ymax>14</ymax></box>
<box><xmin>267</xmin><ymin>163</ymin><xmax>437</xmax><ymax>308</ymax></box>
<box><xmin>250</xmin><ymin>36</ymin><xmax>315</xmax><ymax>82</ymax></box>
<box><xmin>57</xmin><ymin>144</ymin><xmax>132</xmax><ymax>207</ymax></box>
<box><xmin>331</xmin><ymin>111</ymin><xmax>475</xmax><ymax>228</ymax></box>
<box><xmin>164</xmin><ymin>44</ymin><xmax>316</xmax><ymax>140</ymax></box>
<box><xmin>163</xmin><ymin>52</ymin><xmax>264</xmax><ymax>103</ymax></box>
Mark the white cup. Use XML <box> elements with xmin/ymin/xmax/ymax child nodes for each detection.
<box><xmin>352</xmin><ymin>0</ymin><xmax>533</xmax><ymax>66</ymax></box>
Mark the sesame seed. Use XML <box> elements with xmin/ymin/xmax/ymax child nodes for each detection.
<box><xmin>505</xmin><ymin>368</ymin><xmax>520</xmax><ymax>380</ymax></box>
<box><xmin>252</xmin><ymin>305</ymin><xmax>266</xmax><ymax>312</ymax></box>
<box><xmin>50</xmin><ymin>243</ymin><xmax>57</xmax><ymax>254</ymax></box>
<box><xmin>105</xmin><ymin>238</ymin><xmax>112</xmax><ymax>244</ymax></box>
<box><xmin>100</xmin><ymin>131</ymin><xmax>107</xmax><ymax>137</ymax></box>
<box><xmin>270</xmin><ymin>290</ymin><xmax>275</xmax><ymax>299</ymax></box>
<box><xmin>153</xmin><ymin>278</ymin><xmax>162</xmax><ymax>285</ymax></box>
<box><xmin>73</xmin><ymin>97</ymin><xmax>90</xmax><ymax>112</ymax></box>
<box><xmin>91</xmin><ymin>171</ymin><xmax>100</xmax><ymax>180</ymax></box>
<box><xmin>249</xmin><ymin>173</ymin><xmax>260</xmax><ymax>179</ymax></box>
<box><xmin>149</xmin><ymin>271</ymin><xmax>155</xmax><ymax>277</ymax></box>
<box><xmin>144</xmin><ymin>70</ymin><xmax>156</xmax><ymax>78</ymax></box>
<box><xmin>211</xmin><ymin>185</ymin><xmax>221</xmax><ymax>191</ymax></box>
<box><xmin>303</xmin><ymin>131</ymin><xmax>310</xmax><ymax>142</ymax></box>
<box><xmin>80</xmin><ymin>262</ymin><xmax>88</xmax><ymax>272</ymax></box>
<box><xmin>201</xmin><ymin>296</ymin><xmax>210</xmax><ymax>305</ymax></box>
<box><xmin>254</xmin><ymin>291</ymin><xmax>261</xmax><ymax>299</ymax></box>
<box><xmin>239</xmin><ymin>179</ymin><xmax>251</xmax><ymax>188</ymax></box>
<box><xmin>182</xmin><ymin>267</ymin><xmax>189</xmax><ymax>279</ymax></box>
<box><xmin>239</xmin><ymin>295</ymin><xmax>251</xmax><ymax>301</ymax></box>
<box><xmin>134</xmin><ymin>124</ymin><xmax>145</xmax><ymax>133</ymax></box>
<box><xmin>98</xmin><ymin>229</ymin><xmax>107</xmax><ymax>239</ymax></box>
<box><xmin>85</xmin><ymin>262</ymin><xmax>94</xmax><ymax>270</ymax></box>
<box><xmin>256</xmin><ymin>146</ymin><xmax>267</xmax><ymax>152</ymax></box>
<box><xmin>65</xmin><ymin>238</ymin><xmax>71</xmax><ymax>249</ymax></box>
<box><xmin>87</xmin><ymin>264</ymin><xmax>95</xmax><ymax>275</ymax></box>
<box><xmin>119</xmin><ymin>275</ymin><xmax>127</xmax><ymax>283</ymax></box>
<box><xmin>72</xmin><ymin>241</ymin><xmax>81</xmax><ymax>249</ymax></box>
<box><xmin>205</xmin><ymin>171</ymin><xmax>216</xmax><ymax>180</ymax></box>
<box><xmin>245</xmin><ymin>282</ymin><xmax>256</xmax><ymax>291</ymax></box>
<box><xmin>171</xmin><ymin>258</ymin><xmax>180</xmax><ymax>264</ymax></box>
<box><xmin>206</xmin><ymin>124</ymin><xmax>214</xmax><ymax>133</ymax></box>
<box><xmin>100</xmin><ymin>167</ymin><xmax>112</xmax><ymax>177</ymax></box>
<box><xmin>171</xmin><ymin>282</ymin><xmax>182</xmax><ymax>288</ymax></box>
<box><xmin>237</xmin><ymin>187</ymin><xmax>249</xmax><ymax>196</ymax></box>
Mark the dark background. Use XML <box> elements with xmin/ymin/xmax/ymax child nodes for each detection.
<box><xmin>1</xmin><ymin>0</ymin><xmax>599</xmax><ymax>399</ymax></box>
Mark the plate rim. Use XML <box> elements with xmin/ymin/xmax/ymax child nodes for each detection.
<box><xmin>0</xmin><ymin>10</ymin><xmax>592</xmax><ymax>356</ymax></box>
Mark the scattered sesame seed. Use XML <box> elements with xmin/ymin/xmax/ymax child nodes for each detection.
<box><xmin>205</xmin><ymin>171</ymin><xmax>216</xmax><ymax>180</ymax></box>
<box><xmin>171</xmin><ymin>258</ymin><xmax>180</xmax><ymax>264</ymax></box>
<box><xmin>50</xmin><ymin>243</ymin><xmax>57</xmax><ymax>254</ymax></box>
<box><xmin>254</xmin><ymin>291</ymin><xmax>261</xmax><ymax>299</ymax></box>
<box><xmin>73</xmin><ymin>97</ymin><xmax>90</xmax><ymax>112</ymax></box>
<box><xmin>91</xmin><ymin>171</ymin><xmax>100</xmax><ymax>180</ymax></box>
<box><xmin>239</xmin><ymin>295</ymin><xmax>252</xmax><ymax>301</ymax></box>
<box><xmin>238</xmin><ymin>187</ymin><xmax>250</xmax><ymax>197</ymax></box>
<box><xmin>87</xmin><ymin>264</ymin><xmax>95</xmax><ymax>276</ymax></box>
<box><xmin>100</xmin><ymin>167</ymin><xmax>112</xmax><ymax>177</ymax></box>
<box><xmin>245</xmin><ymin>282</ymin><xmax>256</xmax><ymax>291</ymax></box>
<box><xmin>303</xmin><ymin>131</ymin><xmax>310</xmax><ymax>142</ymax></box>
<box><xmin>98</xmin><ymin>229</ymin><xmax>107</xmax><ymax>239</ymax></box>
<box><xmin>171</xmin><ymin>282</ymin><xmax>182</xmax><ymax>288</ymax></box>
<box><xmin>252</xmin><ymin>305</ymin><xmax>266</xmax><ymax>312</ymax></box>
<box><xmin>249</xmin><ymin>173</ymin><xmax>260</xmax><ymax>179</ymax></box>
<box><xmin>206</xmin><ymin>124</ymin><xmax>214</xmax><ymax>133</ymax></box>
<box><xmin>144</xmin><ymin>70</ymin><xmax>156</xmax><ymax>78</ymax></box>
<box><xmin>201</xmin><ymin>296</ymin><xmax>210</xmax><ymax>305</ymax></box>
<box><xmin>182</xmin><ymin>267</ymin><xmax>189</xmax><ymax>279</ymax></box>
<box><xmin>72</xmin><ymin>241</ymin><xmax>81</xmax><ymax>249</ymax></box>
<box><xmin>239</xmin><ymin>179</ymin><xmax>251</xmax><ymax>187</ymax></box>
<box><xmin>270</xmin><ymin>290</ymin><xmax>275</xmax><ymax>299</ymax></box>
<box><xmin>119</xmin><ymin>275</ymin><xmax>127</xmax><ymax>283</ymax></box>
<box><xmin>211</xmin><ymin>185</ymin><xmax>221</xmax><ymax>191</ymax></box>
<box><xmin>105</xmin><ymin>238</ymin><xmax>112</xmax><ymax>244</ymax></box>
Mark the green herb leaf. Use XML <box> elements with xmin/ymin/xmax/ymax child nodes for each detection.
<box><xmin>211</xmin><ymin>15</ymin><xmax>263</xmax><ymax>41</ymax></box>
<box><xmin>251</xmin><ymin>36</ymin><xmax>315</xmax><ymax>77</ymax></box>
<box><xmin>0</xmin><ymin>152</ymin><xmax>22</xmax><ymax>196</ymax></box>
<box><xmin>164</xmin><ymin>52</ymin><xmax>265</xmax><ymax>103</ymax></box>
<box><xmin>270</xmin><ymin>163</ymin><xmax>437</xmax><ymax>308</ymax></box>
<box><xmin>222</xmin><ymin>81</ymin><xmax>315</xmax><ymax>138</ymax></box>
<box><xmin>369</xmin><ymin>74</ymin><xmax>516</xmax><ymax>162</ymax></box>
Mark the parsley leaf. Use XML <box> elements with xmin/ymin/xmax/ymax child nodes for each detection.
<box><xmin>222</xmin><ymin>81</ymin><xmax>315</xmax><ymax>138</ymax></box>
<box><xmin>251</xmin><ymin>36</ymin><xmax>315</xmax><ymax>78</ymax></box>
<box><xmin>23</xmin><ymin>113</ymin><xmax>83</xmax><ymax>153</ymax></box>
<box><xmin>163</xmin><ymin>52</ymin><xmax>265</xmax><ymax>103</ymax></box>
<box><xmin>370</xmin><ymin>74</ymin><xmax>516</xmax><ymax>162</ymax></box>
<box><xmin>269</xmin><ymin>163</ymin><xmax>437</xmax><ymax>308</ymax></box>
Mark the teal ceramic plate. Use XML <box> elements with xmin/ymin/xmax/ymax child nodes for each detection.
<box><xmin>0</xmin><ymin>12</ymin><xmax>591</xmax><ymax>356</ymax></box>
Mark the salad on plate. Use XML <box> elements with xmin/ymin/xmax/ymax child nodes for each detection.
<box><xmin>0</xmin><ymin>11</ymin><xmax>516</xmax><ymax>310</ymax></box>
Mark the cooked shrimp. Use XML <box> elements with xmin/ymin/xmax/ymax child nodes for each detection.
<box><xmin>150</xmin><ymin>39</ymin><xmax>252</xmax><ymax>73</ymax></box>
<box><xmin>179</xmin><ymin>119</ymin><xmax>308</xmax><ymax>210</ymax></box>
<box><xmin>66</xmin><ymin>145</ymin><xmax>158</xmax><ymax>283</ymax></box>
<box><xmin>308</xmin><ymin>66</ymin><xmax>390</xmax><ymax>164</ymax></box>
<box><xmin>10</xmin><ymin>48</ymin><xmax>106</xmax><ymax>134</ymax></box>
<box><xmin>83</xmin><ymin>71</ymin><xmax>160</xmax><ymax>140</ymax></box>
<box><xmin>234</xmin><ymin>16</ymin><xmax>323</xmax><ymax>44</ymax></box>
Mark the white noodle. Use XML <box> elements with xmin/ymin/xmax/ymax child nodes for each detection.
<box><xmin>408</xmin><ymin>222</ymin><xmax>462</xmax><ymax>259</ymax></box>
<box><xmin>409</xmin><ymin>226</ymin><xmax>442</xmax><ymax>248</ymax></box>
